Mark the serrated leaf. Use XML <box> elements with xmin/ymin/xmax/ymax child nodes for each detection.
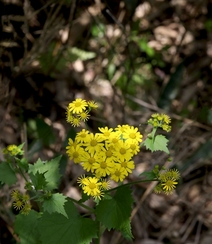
<box><xmin>0</xmin><ymin>162</ymin><xmax>17</xmax><ymax>185</ymax></box>
<box><xmin>144</xmin><ymin>137</ymin><xmax>154</xmax><ymax>152</ymax></box>
<box><xmin>95</xmin><ymin>186</ymin><xmax>134</xmax><ymax>230</ymax></box>
<box><xmin>42</xmin><ymin>193</ymin><xmax>67</xmax><ymax>218</ymax></box>
<box><xmin>28</xmin><ymin>158</ymin><xmax>45</xmax><ymax>175</ymax></box>
<box><xmin>38</xmin><ymin>201</ymin><xmax>98</xmax><ymax>244</ymax></box>
<box><xmin>119</xmin><ymin>218</ymin><xmax>134</xmax><ymax>241</ymax></box>
<box><xmin>144</xmin><ymin>135</ymin><xmax>169</xmax><ymax>154</ymax></box>
<box><xmin>153</xmin><ymin>135</ymin><xmax>169</xmax><ymax>154</ymax></box>
<box><xmin>29</xmin><ymin>172</ymin><xmax>48</xmax><ymax>190</ymax></box>
<box><xmin>139</xmin><ymin>171</ymin><xmax>156</xmax><ymax>180</ymax></box>
<box><xmin>14</xmin><ymin>210</ymin><xmax>41</xmax><ymax>244</ymax></box>
<box><xmin>28</xmin><ymin>156</ymin><xmax>62</xmax><ymax>190</ymax></box>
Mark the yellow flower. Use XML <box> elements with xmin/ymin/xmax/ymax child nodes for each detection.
<box><xmin>20</xmin><ymin>202</ymin><xmax>31</xmax><ymax>215</ymax></box>
<box><xmin>11</xmin><ymin>190</ymin><xmax>21</xmax><ymax>201</ymax></box>
<box><xmin>113</xmin><ymin>140</ymin><xmax>133</xmax><ymax>161</ymax></box>
<box><xmin>13</xmin><ymin>200</ymin><xmax>24</xmax><ymax>210</ymax></box>
<box><xmin>93</xmin><ymin>159</ymin><xmax>114</xmax><ymax>177</ymax></box>
<box><xmin>68</xmin><ymin>98</ymin><xmax>88</xmax><ymax>114</ymax></box>
<box><xmin>87</xmin><ymin>100</ymin><xmax>98</xmax><ymax>109</ymax></box>
<box><xmin>97</xmin><ymin>126</ymin><xmax>114</xmax><ymax>141</ymax></box>
<box><xmin>100</xmin><ymin>179</ymin><xmax>111</xmax><ymax>190</ymax></box>
<box><xmin>70</xmin><ymin>116</ymin><xmax>81</xmax><ymax>127</ymax></box>
<box><xmin>4</xmin><ymin>145</ymin><xmax>23</xmax><ymax>156</ymax></box>
<box><xmin>126</xmin><ymin>142</ymin><xmax>140</xmax><ymax>155</ymax></box>
<box><xmin>78</xmin><ymin>111</ymin><xmax>90</xmax><ymax>121</ymax></box>
<box><xmin>66</xmin><ymin>145</ymin><xmax>86</xmax><ymax>163</ymax></box>
<box><xmin>110</xmin><ymin>164</ymin><xmax>127</xmax><ymax>182</ymax></box>
<box><xmin>118</xmin><ymin>159</ymin><xmax>135</xmax><ymax>174</ymax></box>
<box><xmin>115</xmin><ymin>124</ymin><xmax>131</xmax><ymax>136</ymax></box>
<box><xmin>77</xmin><ymin>174</ymin><xmax>87</xmax><ymax>187</ymax></box>
<box><xmin>83</xmin><ymin>133</ymin><xmax>104</xmax><ymax>154</ymax></box>
<box><xmin>75</xmin><ymin>129</ymin><xmax>90</xmax><ymax>143</ymax></box>
<box><xmin>122</xmin><ymin>126</ymin><xmax>143</xmax><ymax>144</ymax></box>
<box><xmin>82</xmin><ymin>177</ymin><xmax>102</xmax><ymax>198</ymax></box>
<box><xmin>162</xmin><ymin>179</ymin><xmax>178</xmax><ymax>192</ymax></box>
<box><xmin>81</xmin><ymin>151</ymin><xmax>100</xmax><ymax>173</ymax></box>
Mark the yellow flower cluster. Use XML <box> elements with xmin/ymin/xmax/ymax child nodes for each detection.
<box><xmin>66</xmin><ymin>98</ymin><xmax>98</xmax><ymax>127</ymax></box>
<box><xmin>3</xmin><ymin>144</ymin><xmax>23</xmax><ymax>156</ymax></box>
<box><xmin>154</xmin><ymin>169</ymin><xmax>180</xmax><ymax>195</ymax></box>
<box><xmin>66</xmin><ymin>124</ymin><xmax>143</xmax><ymax>199</ymax></box>
<box><xmin>148</xmin><ymin>113</ymin><xmax>171</xmax><ymax>132</ymax></box>
<box><xmin>11</xmin><ymin>190</ymin><xmax>31</xmax><ymax>215</ymax></box>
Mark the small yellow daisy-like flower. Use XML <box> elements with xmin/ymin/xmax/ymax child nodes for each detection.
<box><xmin>122</xmin><ymin>126</ymin><xmax>143</xmax><ymax>144</ymax></box>
<box><xmin>68</xmin><ymin>98</ymin><xmax>88</xmax><ymax>114</ymax></box>
<box><xmin>165</xmin><ymin>169</ymin><xmax>180</xmax><ymax>180</ymax></box>
<box><xmin>22</xmin><ymin>194</ymin><xmax>30</xmax><ymax>203</ymax></box>
<box><xmin>93</xmin><ymin>191</ymin><xmax>104</xmax><ymax>201</ymax></box>
<box><xmin>97</xmin><ymin>126</ymin><xmax>114</xmax><ymax>140</ymax></box>
<box><xmin>162</xmin><ymin>179</ymin><xmax>178</xmax><ymax>192</ymax></box>
<box><xmin>69</xmin><ymin>116</ymin><xmax>81</xmax><ymax>127</ymax></box>
<box><xmin>161</xmin><ymin>113</ymin><xmax>171</xmax><ymax>124</ymax></box>
<box><xmin>20</xmin><ymin>203</ymin><xmax>31</xmax><ymax>215</ymax></box>
<box><xmin>93</xmin><ymin>159</ymin><xmax>114</xmax><ymax>177</ymax></box>
<box><xmin>78</xmin><ymin>111</ymin><xmax>90</xmax><ymax>121</ymax></box>
<box><xmin>87</xmin><ymin>100</ymin><xmax>98</xmax><ymax>109</ymax></box>
<box><xmin>100</xmin><ymin>179</ymin><xmax>111</xmax><ymax>190</ymax></box>
<box><xmin>82</xmin><ymin>177</ymin><xmax>102</xmax><ymax>198</ymax></box>
<box><xmin>110</xmin><ymin>164</ymin><xmax>128</xmax><ymax>182</ymax></box>
<box><xmin>77</xmin><ymin>174</ymin><xmax>87</xmax><ymax>187</ymax></box>
<box><xmin>13</xmin><ymin>200</ymin><xmax>24</xmax><ymax>210</ymax></box>
<box><xmin>127</xmin><ymin>142</ymin><xmax>140</xmax><ymax>155</ymax></box>
<box><xmin>118</xmin><ymin>159</ymin><xmax>135</xmax><ymax>174</ymax></box>
<box><xmin>75</xmin><ymin>129</ymin><xmax>90</xmax><ymax>143</ymax></box>
<box><xmin>11</xmin><ymin>190</ymin><xmax>21</xmax><ymax>201</ymax></box>
<box><xmin>162</xmin><ymin>124</ymin><xmax>171</xmax><ymax>132</ymax></box>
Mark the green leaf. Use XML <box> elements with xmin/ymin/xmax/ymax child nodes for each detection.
<box><xmin>95</xmin><ymin>186</ymin><xmax>134</xmax><ymax>231</ymax></box>
<box><xmin>28</xmin><ymin>156</ymin><xmax>62</xmax><ymax>190</ymax></box>
<box><xmin>139</xmin><ymin>171</ymin><xmax>156</xmax><ymax>180</ymax></box>
<box><xmin>67</xmin><ymin>47</ymin><xmax>96</xmax><ymax>62</ymax></box>
<box><xmin>144</xmin><ymin>135</ymin><xmax>169</xmax><ymax>154</ymax></box>
<box><xmin>154</xmin><ymin>135</ymin><xmax>169</xmax><ymax>154</ymax></box>
<box><xmin>14</xmin><ymin>210</ymin><xmax>41</xmax><ymax>244</ymax></box>
<box><xmin>0</xmin><ymin>162</ymin><xmax>17</xmax><ymax>185</ymax></box>
<box><xmin>119</xmin><ymin>218</ymin><xmax>134</xmax><ymax>241</ymax></box>
<box><xmin>42</xmin><ymin>193</ymin><xmax>67</xmax><ymax>218</ymax></box>
<box><xmin>28</xmin><ymin>158</ymin><xmax>44</xmax><ymax>175</ymax></box>
<box><xmin>38</xmin><ymin>201</ymin><xmax>98</xmax><ymax>244</ymax></box>
<box><xmin>29</xmin><ymin>172</ymin><xmax>48</xmax><ymax>190</ymax></box>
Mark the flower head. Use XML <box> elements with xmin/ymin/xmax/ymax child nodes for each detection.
<box><xmin>68</xmin><ymin>98</ymin><xmax>88</xmax><ymax>114</ymax></box>
<box><xmin>81</xmin><ymin>176</ymin><xmax>102</xmax><ymax>199</ymax></box>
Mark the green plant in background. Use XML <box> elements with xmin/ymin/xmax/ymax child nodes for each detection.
<box><xmin>0</xmin><ymin>99</ymin><xmax>180</xmax><ymax>244</ymax></box>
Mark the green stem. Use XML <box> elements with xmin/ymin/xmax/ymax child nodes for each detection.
<box><xmin>105</xmin><ymin>179</ymin><xmax>159</xmax><ymax>193</ymax></box>
<box><xmin>68</xmin><ymin>197</ymin><xmax>95</xmax><ymax>212</ymax></box>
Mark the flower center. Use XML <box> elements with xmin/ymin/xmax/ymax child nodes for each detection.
<box><xmin>120</xmin><ymin>148</ymin><xmax>126</xmax><ymax>154</ymax></box>
<box><xmin>100</xmin><ymin>162</ymin><xmax>107</xmax><ymax>169</ymax></box>
<box><xmin>90</xmin><ymin>140</ymin><xmax>97</xmax><ymax>147</ymax></box>
<box><xmin>129</xmin><ymin>133</ymin><xmax>136</xmax><ymax>139</ymax></box>
<box><xmin>73</xmin><ymin>152</ymin><xmax>79</xmax><ymax>158</ymax></box>
<box><xmin>89</xmin><ymin>183</ymin><xmax>96</xmax><ymax>189</ymax></box>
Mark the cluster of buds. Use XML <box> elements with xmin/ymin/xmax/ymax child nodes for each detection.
<box><xmin>148</xmin><ymin>113</ymin><xmax>171</xmax><ymax>132</ymax></box>
<box><xmin>11</xmin><ymin>190</ymin><xmax>31</xmax><ymax>215</ymax></box>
